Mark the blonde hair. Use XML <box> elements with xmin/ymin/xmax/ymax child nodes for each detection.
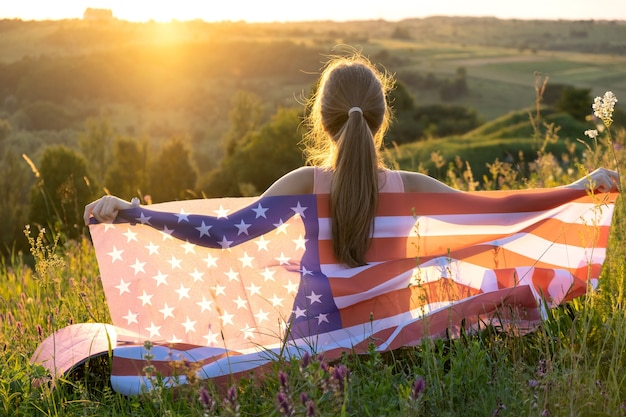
<box><xmin>304</xmin><ymin>54</ymin><xmax>393</xmax><ymax>267</ymax></box>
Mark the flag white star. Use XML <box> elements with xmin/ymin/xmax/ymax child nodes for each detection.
<box><xmin>189</xmin><ymin>268</ymin><xmax>204</xmax><ymax>282</ymax></box>
<box><xmin>138</xmin><ymin>290</ymin><xmax>153</xmax><ymax>306</ymax></box>
<box><xmin>284</xmin><ymin>280</ymin><xmax>298</xmax><ymax>294</ymax></box>
<box><xmin>145</xmin><ymin>241</ymin><xmax>160</xmax><ymax>255</ymax></box>
<box><xmin>123</xmin><ymin>228</ymin><xmax>138</xmax><ymax>242</ymax></box>
<box><xmin>181</xmin><ymin>240</ymin><xmax>196</xmax><ymax>254</ymax></box>
<box><xmin>306</xmin><ymin>291</ymin><xmax>322</xmax><ymax>304</ymax></box>
<box><xmin>260</xmin><ymin>267</ymin><xmax>275</xmax><ymax>282</ymax></box>
<box><xmin>254</xmin><ymin>235</ymin><xmax>270</xmax><ymax>251</ymax></box>
<box><xmin>167</xmin><ymin>255</ymin><xmax>182</xmax><ymax>270</ymax></box>
<box><xmin>146</xmin><ymin>322</ymin><xmax>161</xmax><ymax>338</ymax></box>
<box><xmin>235</xmin><ymin>219</ymin><xmax>251</xmax><ymax>235</ymax></box>
<box><xmin>136</xmin><ymin>212</ymin><xmax>152</xmax><ymax>225</ymax></box>
<box><xmin>203</xmin><ymin>253</ymin><xmax>218</xmax><ymax>268</ymax></box>
<box><xmin>275</xmin><ymin>252</ymin><xmax>290</xmax><ymax>265</ymax></box>
<box><xmin>122</xmin><ymin>309</ymin><xmax>138</xmax><ymax>325</ymax></box>
<box><xmin>219</xmin><ymin>310</ymin><xmax>234</xmax><ymax>326</ymax></box>
<box><xmin>169</xmin><ymin>334</ymin><xmax>183</xmax><ymax>343</ymax></box>
<box><xmin>246</xmin><ymin>282</ymin><xmax>262</xmax><ymax>296</ymax></box>
<box><xmin>214</xmin><ymin>205</ymin><xmax>230</xmax><ymax>218</ymax></box>
<box><xmin>195</xmin><ymin>221</ymin><xmax>212</xmax><ymax>238</ymax></box>
<box><xmin>299</xmin><ymin>266</ymin><xmax>313</xmax><ymax>276</ymax></box>
<box><xmin>175</xmin><ymin>209</ymin><xmax>190</xmax><ymax>223</ymax></box>
<box><xmin>103</xmin><ymin>223</ymin><xmax>116</xmax><ymax>232</ymax></box>
<box><xmin>254</xmin><ymin>309</ymin><xmax>269</xmax><ymax>324</ymax></box>
<box><xmin>225</xmin><ymin>268</ymin><xmax>240</xmax><ymax>282</ymax></box>
<box><xmin>212</xmin><ymin>283</ymin><xmax>226</xmax><ymax>296</ymax></box>
<box><xmin>293</xmin><ymin>306</ymin><xmax>307</xmax><ymax>318</ymax></box>
<box><xmin>269</xmin><ymin>294</ymin><xmax>284</xmax><ymax>307</ymax></box>
<box><xmin>252</xmin><ymin>203</ymin><xmax>268</xmax><ymax>219</ymax></box>
<box><xmin>291</xmin><ymin>202</ymin><xmax>308</xmax><ymax>218</ymax></box>
<box><xmin>238</xmin><ymin>252</ymin><xmax>254</xmax><ymax>268</ymax></box>
<box><xmin>181</xmin><ymin>316</ymin><xmax>197</xmax><ymax>333</ymax></box>
<box><xmin>293</xmin><ymin>235</ymin><xmax>308</xmax><ymax>251</ymax></box>
<box><xmin>174</xmin><ymin>283</ymin><xmax>190</xmax><ymax>300</ymax></box>
<box><xmin>241</xmin><ymin>324</ymin><xmax>256</xmax><ymax>340</ymax></box>
<box><xmin>316</xmin><ymin>313</ymin><xmax>329</xmax><ymax>324</ymax></box>
<box><xmin>273</xmin><ymin>219</ymin><xmax>289</xmax><ymax>235</ymax></box>
<box><xmin>203</xmin><ymin>328</ymin><xmax>219</xmax><ymax>346</ymax></box>
<box><xmin>197</xmin><ymin>296</ymin><xmax>213</xmax><ymax>312</ymax></box>
<box><xmin>219</xmin><ymin>235</ymin><xmax>233</xmax><ymax>249</ymax></box>
<box><xmin>160</xmin><ymin>225</ymin><xmax>174</xmax><ymax>240</ymax></box>
<box><xmin>152</xmin><ymin>271</ymin><xmax>169</xmax><ymax>287</ymax></box>
<box><xmin>159</xmin><ymin>303</ymin><xmax>175</xmax><ymax>319</ymax></box>
<box><xmin>234</xmin><ymin>296</ymin><xmax>249</xmax><ymax>310</ymax></box>
<box><xmin>107</xmin><ymin>246</ymin><xmax>124</xmax><ymax>263</ymax></box>
<box><xmin>130</xmin><ymin>259</ymin><xmax>146</xmax><ymax>275</ymax></box>
<box><xmin>114</xmin><ymin>278</ymin><xmax>131</xmax><ymax>295</ymax></box>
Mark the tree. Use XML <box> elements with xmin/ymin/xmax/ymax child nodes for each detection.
<box><xmin>103</xmin><ymin>136</ymin><xmax>148</xmax><ymax>199</ymax></box>
<box><xmin>148</xmin><ymin>137</ymin><xmax>197</xmax><ymax>202</ymax></box>
<box><xmin>222</xmin><ymin>91</ymin><xmax>264</xmax><ymax>157</ymax></box>
<box><xmin>386</xmin><ymin>81</ymin><xmax>419</xmax><ymax>146</ymax></box>
<box><xmin>0</xmin><ymin>149</ymin><xmax>30</xmax><ymax>256</ymax></box>
<box><xmin>200</xmin><ymin>107</ymin><xmax>304</xmax><ymax>197</ymax></box>
<box><xmin>79</xmin><ymin>116</ymin><xmax>115</xmax><ymax>185</ymax></box>
<box><xmin>28</xmin><ymin>146</ymin><xmax>95</xmax><ymax>239</ymax></box>
<box><xmin>556</xmin><ymin>86</ymin><xmax>592</xmax><ymax>120</ymax></box>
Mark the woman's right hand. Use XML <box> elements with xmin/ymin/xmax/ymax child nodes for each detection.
<box><xmin>84</xmin><ymin>196</ymin><xmax>136</xmax><ymax>225</ymax></box>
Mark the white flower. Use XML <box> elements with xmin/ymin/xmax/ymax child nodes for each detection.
<box><xmin>584</xmin><ymin>129</ymin><xmax>599</xmax><ymax>139</ymax></box>
<box><xmin>592</xmin><ymin>91</ymin><xmax>618</xmax><ymax>126</ymax></box>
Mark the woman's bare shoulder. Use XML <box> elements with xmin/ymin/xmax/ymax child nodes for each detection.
<box><xmin>398</xmin><ymin>170</ymin><xmax>460</xmax><ymax>193</ymax></box>
<box><xmin>262</xmin><ymin>166</ymin><xmax>315</xmax><ymax>196</ymax></box>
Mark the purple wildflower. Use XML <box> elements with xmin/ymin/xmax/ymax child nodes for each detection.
<box><xmin>276</xmin><ymin>391</ymin><xmax>293</xmax><ymax>417</ymax></box>
<box><xmin>411</xmin><ymin>376</ymin><xmax>425</xmax><ymax>401</ymax></box>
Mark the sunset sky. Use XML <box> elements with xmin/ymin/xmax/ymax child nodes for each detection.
<box><xmin>2</xmin><ymin>0</ymin><xmax>625</xmax><ymax>23</ymax></box>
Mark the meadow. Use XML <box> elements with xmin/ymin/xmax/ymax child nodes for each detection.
<box><xmin>2</xmin><ymin>93</ymin><xmax>625</xmax><ymax>415</ymax></box>
<box><xmin>1</xmin><ymin>17</ymin><xmax>626</xmax><ymax>416</ymax></box>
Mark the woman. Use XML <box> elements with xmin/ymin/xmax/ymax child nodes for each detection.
<box><xmin>84</xmin><ymin>54</ymin><xmax>619</xmax><ymax>267</ymax></box>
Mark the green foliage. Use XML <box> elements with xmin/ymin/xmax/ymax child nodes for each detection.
<box><xmin>200</xmin><ymin>107</ymin><xmax>305</xmax><ymax>197</ymax></box>
<box><xmin>222</xmin><ymin>90</ymin><xmax>265</xmax><ymax>157</ymax></box>
<box><xmin>103</xmin><ymin>136</ymin><xmax>147</xmax><ymax>199</ymax></box>
<box><xmin>78</xmin><ymin>116</ymin><xmax>115</xmax><ymax>186</ymax></box>
<box><xmin>556</xmin><ymin>86</ymin><xmax>593</xmax><ymax>120</ymax></box>
<box><xmin>16</xmin><ymin>101</ymin><xmax>74</xmax><ymax>131</ymax></box>
<box><xmin>148</xmin><ymin>137</ymin><xmax>198</xmax><ymax>202</ymax></box>
<box><xmin>0</xmin><ymin>150</ymin><xmax>30</xmax><ymax>257</ymax></box>
<box><xmin>27</xmin><ymin>146</ymin><xmax>95</xmax><ymax>239</ymax></box>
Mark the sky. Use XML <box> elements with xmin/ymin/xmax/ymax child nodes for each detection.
<box><xmin>2</xmin><ymin>0</ymin><xmax>625</xmax><ymax>23</ymax></box>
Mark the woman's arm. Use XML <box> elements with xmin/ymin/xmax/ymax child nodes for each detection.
<box><xmin>400</xmin><ymin>167</ymin><xmax>619</xmax><ymax>193</ymax></box>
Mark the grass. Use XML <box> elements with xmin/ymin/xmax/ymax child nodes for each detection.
<box><xmin>2</xmin><ymin>98</ymin><xmax>626</xmax><ymax>416</ymax></box>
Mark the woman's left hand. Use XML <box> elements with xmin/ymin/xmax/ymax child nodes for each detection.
<box><xmin>566</xmin><ymin>167</ymin><xmax>620</xmax><ymax>193</ymax></box>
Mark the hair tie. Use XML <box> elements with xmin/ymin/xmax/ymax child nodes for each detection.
<box><xmin>348</xmin><ymin>107</ymin><xmax>363</xmax><ymax>116</ymax></box>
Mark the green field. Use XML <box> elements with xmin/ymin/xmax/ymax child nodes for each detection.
<box><xmin>1</xmin><ymin>17</ymin><xmax>626</xmax><ymax>414</ymax></box>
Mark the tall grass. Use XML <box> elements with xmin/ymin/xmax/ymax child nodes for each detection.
<box><xmin>1</xmin><ymin>101</ymin><xmax>625</xmax><ymax>416</ymax></box>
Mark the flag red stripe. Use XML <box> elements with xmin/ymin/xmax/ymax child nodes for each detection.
<box><xmin>315</xmin><ymin>190</ymin><xmax>615</xmax><ymax>217</ymax></box>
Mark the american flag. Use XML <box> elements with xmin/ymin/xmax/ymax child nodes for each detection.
<box><xmin>32</xmin><ymin>189</ymin><xmax>617</xmax><ymax>395</ymax></box>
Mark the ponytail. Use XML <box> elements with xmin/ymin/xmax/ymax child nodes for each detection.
<box><xmin>304</xmin><ymin>55</ymin><xmax>392</xmax><ymax>267</ymax></box>
<box><xmin>331</xmin><ymin>111</ymin><xmax>379</xmax><ymax>266</ymax></box>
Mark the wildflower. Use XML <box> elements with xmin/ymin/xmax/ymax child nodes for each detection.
<box><xmin>329</xmin><ymin>364</ymin><xmax>349</xmax><ymax>393</ymax></box>
<box><xmin>276</xmin><ymin>391</ymin><xmax>294</xmax><ymax>417</ymax></box>
<box><xmin>592</xmin><ymin>91</ymin><xmax>618</xmax><ymax>127</ymax></box>
<box><xmin>528</xmin><ymin>379</ymin><xmax>539</xmax><ymax>388</ymax></box>
<box><xmin>584</xmin><ymin>129</ymin><xmax>599</xmax><ymax>139</ymax></box>
<box><xmin>199</xmin><ymin>386</ymin><xmax>216</xmax><ymax>413</ymax></box>
<box><xmin>300</xmin><ymin>351</ymin><xmax>311</xmax><ymax>369</ymax></box>
<box><xmin>305</xmin><ymin>399</ymin><xmax>316</xmax><ymax>417</ymax></box>
<box><xmin>278</xmin><ymin>370</ymin><xmax>289</xmax><ymax>391</ymax></box>
<box><xmin>411</xmin><ymin>376</ymin><xmax>426</xmax><ymax>401</ymax></box>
